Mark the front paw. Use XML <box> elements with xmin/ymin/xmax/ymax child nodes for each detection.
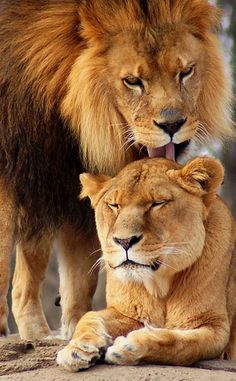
<box><xmin>57</xmin><ymin>341</ymin><xmax>101</xmax><ymax>372</ymax></box>
<box><xmin>57</xmin><ymin>331</ymin><xmax>113</xmax><ymax>372</ymax></box>
<box><xmin>105</xmin><ymin>335</ymin><xmax>140</xmax><ymax>365</ymax></box>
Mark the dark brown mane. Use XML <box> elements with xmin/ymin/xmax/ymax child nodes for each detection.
<box><xmin>0</xmin><ymin>1</ymin><xmax>91</xmax><ymax>236</ymax></box>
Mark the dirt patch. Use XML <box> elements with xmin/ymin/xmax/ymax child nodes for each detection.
<box><xmin>0</xmin><ymin>337</ymin><xmax>66</xmax><ymax>376</ymax></box>
<box><xmin>1</xmin><ymin>336</ymin><xmax>236</xmax><ymax>381</ymax></box>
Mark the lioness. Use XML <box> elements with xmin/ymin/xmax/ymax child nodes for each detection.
<box><xmin>0</xmin><ymin>0</ymin><xmax>233</xmax><ymax>339</ymax></box>
<box><xmin>57</xmin><ymin>157</ymin><xmax>236</xmax><ymax>371</ymax></box>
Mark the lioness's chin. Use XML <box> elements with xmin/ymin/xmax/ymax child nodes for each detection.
<box><xmin>113</xmin><ymin>267</ymin><xmax>153</xmax><ymax>283</ymax></box>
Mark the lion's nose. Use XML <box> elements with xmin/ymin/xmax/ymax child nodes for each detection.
<box><xmin>154</xmin><ymin>108</ymin><xmax>186</xmax><ymax>139</ymax></box>
<box><xmin>113</xmin><ymin>235</ymin><xmax>143</xmax><ymax>251</ymax></box>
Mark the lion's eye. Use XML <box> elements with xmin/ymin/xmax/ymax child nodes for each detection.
<box><xmin>108</xmin><ymin>203</ymin><xmax>120</xmax><ymax>210</ymax></box>
<box><xmin>179</xmin><ymin>66</ymin><xmax>194</xmax><ymax>82</ymax></box>
<box><xmin>123</xmin><ymin>76</ymin><xmax>144</xmax><ymax>90</ymax></box>
<box><xmin>151</xmin><ymin>201</ymin><xmax>166</xmax><ymax>208</ymax></box>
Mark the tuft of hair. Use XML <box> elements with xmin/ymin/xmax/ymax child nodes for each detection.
<box><xmin>78</xmin><ymin>0</ymin><xmax>222</xmax><ymax>41</ymax></box>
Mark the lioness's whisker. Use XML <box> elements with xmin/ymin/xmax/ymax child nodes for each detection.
<box><xmin>88</xmin><ymin>257</ymin><xmax>104</xmax><ymax>275</ymax></box>
<box><xmin>89</xmin><ymin>248</ymin><xmax>101</xmax><ymax>257</ymax></box>
<box><xmin>141</xmin><ymin>241</ymin><xmax>190</xmax><ymax>247</ymax></box>
<box><xmin>160</xmin><ymin>261</ymin><xmax>177</xmax><ymax>271</ymax></box>
<box><xmin>98</xmin><ymin>264</ymin><xmax>106</xmax><ymax>274</ymax></box>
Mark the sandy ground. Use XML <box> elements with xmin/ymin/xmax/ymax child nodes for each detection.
<box><xmin>1</xmin><ymin>337</ymin><xmax>236</xmax><ymax>381</ymax></box>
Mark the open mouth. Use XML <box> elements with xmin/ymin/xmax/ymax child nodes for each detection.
<box><xmin>142</xmin><ymin>140</ymin><xmax>190</xmax><ymax>161</ymax></box>
<box><xmin>112</xmin><ymin>259</ymin><xmax>160</xmax><ymax>272</ymax></box>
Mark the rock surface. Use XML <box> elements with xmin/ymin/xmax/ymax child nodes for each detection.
<box><xmin>1</xmin><ymin>336</ymin><xmax>236</xmax><ymax>381</ymax></box>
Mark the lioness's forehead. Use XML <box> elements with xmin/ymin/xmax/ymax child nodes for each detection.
<box><xmin>104</xmin><ymin>159</ymin><xmax>181</xmax><ymax>202</ymax></box>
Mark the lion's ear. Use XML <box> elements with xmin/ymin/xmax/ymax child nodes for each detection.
<box><xmin>167</xmin><ymin>157</ymin><xmax>224</xmax><ymax>207</ymax></box>
<box><xmin>175</xmin><ymin>0</ymin><xmax>222</xmax><ymax>38</ymax></box>
<box><xmin>80</xmin><ymin>173</ymin><xmax>111</xmax><ymax>208</ymax></box>
<box><xmin>78</xmin><ymin>1</ymin><xmax>107</xmax><ymax>43</ymax></box>
<box><xmin>78</xmin><ymin>1</ymin><xmax>145</xmax><ymax>44</ymax></box>
<box><xmin>78</xmin><ymin>1</ymin><xmax>119</xmax><ymax>44</ymax></box>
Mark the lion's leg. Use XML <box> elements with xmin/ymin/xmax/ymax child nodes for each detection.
<box><xmin>0</xmin><ymin>182</ymin><xmax>16</xmax><ymax>336</ymax></box>
<box><xmin>57</xmin><ymin>223</ymin><xmax>100</xmax><ymax>340</ymax></box>
<box><xmin>223</xmin><ymin>318</ymin><xmax>236</xmax><ymax>360</ymax></box>
<box><xmin>57</xmin><ymin>308</ymin><xmax>142</xmax><ymax>372</ymax></box>
<box><xmin>105</xmin><ymin>324</ymin><xmax>229</xmax><ymax>366</ymax></box>
<box><xmin>12</xmin><ymin>236</ymin><xmax>52</xmax><ymax>339</ymax></box>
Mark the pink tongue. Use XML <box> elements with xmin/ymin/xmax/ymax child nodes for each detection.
<box><xmin>147</xmin><ymin>143</ymin><xmax>175</xmax><ymax>161</ymax></box>
<box><xmin>147</xmin><ymin>146</ymin><xmax>165</xmax><ymax>158</ymax></box>
<box><xmin>165</xmin><ymin>142</ymin><xmax>175</xmax><ymax>161</ymax></box>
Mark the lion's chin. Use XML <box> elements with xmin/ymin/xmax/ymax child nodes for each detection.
<box><xmin>146</xmin><ymin>141</ymin><xmax>190</xmax><ymax>161</ymax></box>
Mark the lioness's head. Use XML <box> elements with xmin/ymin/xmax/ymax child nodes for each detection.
<box><xmin>62</xmin><ymin>0</ymin><xmax>233</xmax><ymax>174</ymax></box>
<box><xmin>80</xmin><ymin>157</ymin><xmax>224</xmax><ymax>297</ymax></box>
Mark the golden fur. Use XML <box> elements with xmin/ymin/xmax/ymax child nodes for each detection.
<box><xmin>57</xmin><ymin>157</ymin><xmax>236</xmax><ymax>370</ymax></box>
<box><xmin>0</xmin><ymin>0</ymin><xmax>234</xmax><ymax>340</ymax></box>
<box><xmin>63</xmin><ymin>0</ymin><xmax>234</xmax><ymax>174</ymax></box>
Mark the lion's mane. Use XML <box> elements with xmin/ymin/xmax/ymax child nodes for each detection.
<box><xmin>0</xmin><ymin>0</ymin><xmax>233</xmax><ymax>234</ymax></box>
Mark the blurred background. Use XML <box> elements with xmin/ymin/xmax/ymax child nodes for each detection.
<box><xmin>217</xmin><ymin>0</ymin><xmax>236</xmax><ymax>216</ymax></box>
<box><xmin>8</xmin><ymin>0</ymin><xmax>236</xmax><ymax>333</ymax></box>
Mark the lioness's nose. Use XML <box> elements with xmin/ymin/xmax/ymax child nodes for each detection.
<box><xmin>154</xmin><ymin>108</ymin><xmax>186</xmax><ymax>139</ymax></box>
<box><xmin>113</xmin><ymin>235</ymin><xmax>142</xmax><ymax>251</ymax></box>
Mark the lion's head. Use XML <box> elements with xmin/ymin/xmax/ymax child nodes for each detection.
<box><xmin>80</xmin><ymin>156</ymin><xmax>224</xmax><ymax>297</ymax></box>
<box><xmin>62</xmin><ymin>0</ymin><xmax>233</xmax><ymax>175</ymax></box>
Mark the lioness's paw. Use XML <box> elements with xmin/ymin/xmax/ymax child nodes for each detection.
<box><xmin>57</xmin><ymin>329</ymin><xmax>113</xmax><ymax>372</ymax></box>
<box><xmin>105</xmin><ymin>335</ymin><xmax>139</xmax><ymax>365</ymax></box>
<box><xmin>57</xmin><ymin>341</ymin><xmax>101</xmax><ymax>372</ymax></box>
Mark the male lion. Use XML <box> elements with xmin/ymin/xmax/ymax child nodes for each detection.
<box><xmin>0</xmin><ymin>1</ymin><xmax>233</xmax><ymax>339</ymax></box>
<box><xmin>57</xmin><ymin>157</ymin><xmax>236</xmax><ymax>371</ymax></box>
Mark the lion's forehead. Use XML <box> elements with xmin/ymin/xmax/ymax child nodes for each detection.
<box><xmin>110</xmin><ymin>28</ymin><xmax>201</xmax><ymax>75</ymax></box>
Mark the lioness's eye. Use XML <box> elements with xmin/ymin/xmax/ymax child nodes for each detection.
<box><xmin>123</xmin><ymin>76</ymin><xmax>144</xmax><ymax>90</ymax></box>
<box><xmin>151</xmin><ymin>201</ymin><xmax>166</xmax><ymax>208</ymax></box>
<box><xmin>179</xmin><ymin>66</ymin><xmax>194</xmax><ymax>82</ymax></box>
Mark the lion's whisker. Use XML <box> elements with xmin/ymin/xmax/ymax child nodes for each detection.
<box><xmin>120</xmin><ymin>134</ymin><xmax>134</xmax><ymax>151</ymax></box>
<box><xmin>121</xmin><ymin>136</ymin><xmax>134</xmax><ymax>147</ymax></box>
<box><xmin>124</xmin><ymin>140</ymin><xmax>136</xmax><ymax>154</ymax></box>
<box><xmin>110</xmin><ymin>122</ymin><xmax>130</xmax><ymax>128</ymax></box>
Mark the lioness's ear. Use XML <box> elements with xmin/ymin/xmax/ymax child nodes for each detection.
<box><xmin>80</xmin><ymin>173</ymin><xmax>111</xmax><ymax>207</ymax></box>
<box><xmin>167</xmin><ymin>157</ymin><xmax>224</xmax><ymax>207</ymax></box>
